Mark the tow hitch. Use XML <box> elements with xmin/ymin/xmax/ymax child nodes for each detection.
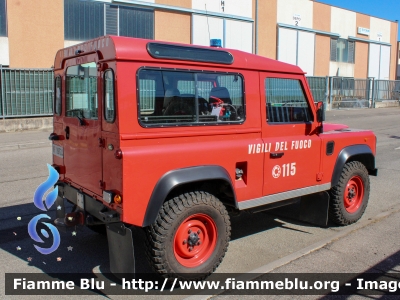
<box><xmin>54</xmin><ymin>187</ymin><xmax>135</xmax><ymax>276</ymax></box>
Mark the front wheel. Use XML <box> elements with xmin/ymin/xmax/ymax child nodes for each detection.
<box><xmin>144</xmin><ymin>191</ymin><xmax>231</xmax><ymax>281</ymax></box>
<box><xmin>329</xmin><ymin>161</ymin><xmax>370</xmax><ymax>225</ymax></box>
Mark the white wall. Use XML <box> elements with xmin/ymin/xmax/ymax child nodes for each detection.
<box><xmin>192</xmin><ymin>15</ymin><xmax>224</xmax><ymax>47</ymax></box>
<box><xmin>225</xmin><ymin>20</ymin><xmax>253</xmax><ymax>53</ymax></box>
<box><xmin>379</xmin><ymin>45</ymin><xmax>391</xmax><ymax>80</ymax></box>
<box><xmin>370</xmin><ymin>17</ymin><xmax>391</xmax><ymax>43</ymax></box>
<box><xmin>329</xmin><ymin>62</ymin><xmax>355</xmax><ymax>77</ymax></box>
<box><xmin>368</xmin><ymin>43</ymin><xmax>380</xmax><ymax>79</ymax></box>
<box><xmin>368</xmin><ymin>44</ymin><xmax>391</xmax><ymax>80</ymax></box>
<box><xmin>297</xmin><ymin>31</ymin><xmax>315</xmax><ymax>76</ymax></box>
<box><xmin>192</xmin><ymin>0</ymin><xmax>252</xmax><ymax>18</ymax></box>
<box><xmin>277</xmin><ymin>0</ymin><xmax>313</xmax><ymax>28</ymax></box>
<box><xmin>277</xmin><ymin>28</ymin><xmax>315</xmax><ymax>75</ymax></box>
<box><xmin>64</xmin><ymin>40</ymin><xmax>82</xmax><ymax>48</ymax></box>
<box><xmin>331</xmin><ymin>7</ymin><xmax>356</xmax><ymax>38</ymax></box>
<box><xmin>0</xmin><ymin>37</ymin><xmax>9</xmax><ymax>66</ymax></box>
<box><xmin>278</xmin><ymin>28</ymin><xmax>297</xmax><ymax>65</ymax></box>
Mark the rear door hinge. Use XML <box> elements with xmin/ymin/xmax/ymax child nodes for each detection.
<box><xmin>98</xmin><ymin>137</ymin><xmax>105</xmax><ymax>148</ymax></box>
<box><xmin>316</xmin><ymin>172</ymin><xmax>324</xmax><ymax>181</ymax></box>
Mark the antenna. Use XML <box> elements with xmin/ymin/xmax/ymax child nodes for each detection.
<box><xmin>205</xmin><ymin>4</ymin><xmax>210</xmax><ymax>42</ymax></box>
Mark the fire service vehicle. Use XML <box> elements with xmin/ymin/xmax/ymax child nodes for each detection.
<box><xmin>50</xmin><ymin>36</ymin><xmax>377</xmax><ymax>281</ymax></box>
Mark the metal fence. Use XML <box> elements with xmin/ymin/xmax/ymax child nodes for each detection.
<box><xmin>373</xmin><ymin>80</ymin><xmax>400</xmax><ymax>103</ymax></box>
<box><xmin>1</xmin><ymin>66</ymin><xmax>400</xmax><ymax>118</ymax></box>
<box><xmin>306</xmin><ymin>76</ymin><xmax>328</xmax><ymax>106</ymax></box>
<box><xmin>0</xmin><ymin>67</ymin><xmax>54</xmax><ymax>118</ymax></box>
<box><xmin>329</xmin><ymin>77</ymin><xmax>371</xmax><ymax>109</ymax></box>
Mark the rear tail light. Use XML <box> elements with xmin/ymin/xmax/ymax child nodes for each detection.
<box><xmin>114</xmin><ymin>194</ymin><xmax>122</xmax><ymax>204</ymax></box>
<box><xmin>103</xmin><ymin>191</ymin><xmax>122</xmax><ymax>205</ymax></box>
<box><xmin>114</xmin><ymin>149</ymin><xmax>123</xmax><ymax>159</ymax></box>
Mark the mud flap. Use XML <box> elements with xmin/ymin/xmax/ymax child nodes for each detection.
<box><xmin>298</xmin><ymin>191</ymin><xmax>330</xmax><ymax>227</ymax></box>
<box><xmin>106</xmin><ymin>223</ymin><xmax>135</xmax><ymax>275</ymax></box>
<box><xmin>270</xmin><ymin>192</ymin><xmax>330</xmax><ymax>227</ymax></box>
<box><xmin>54</xmin><ymin>196</ymin><xmax>67</xmax><ymax>232</ymax></box>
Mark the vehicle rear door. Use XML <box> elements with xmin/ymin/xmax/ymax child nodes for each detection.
<box><xmin>260</xmin><ymin>73</ymin><xmax>322</xmax><ymax>196</ymax></box>
<box><xmin>62</xmin><ymin>55</ymin><xmax>103</xmax><ymax>195</ymax></box>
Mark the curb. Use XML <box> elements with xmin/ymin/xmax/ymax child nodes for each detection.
<box><xmin>0</xmin><ymin>141</ymin><xmax>51</xmax><ymax>152</ymax></box>
<box><xmin>184</xmin><ymin>204</ymin><xmax>400</xmax><ymax>300</ymax></box>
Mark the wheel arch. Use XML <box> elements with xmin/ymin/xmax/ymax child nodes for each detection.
<box><xmin>331</xmin><ymin>145</ymin><xmax>375</xmax><ymax>187</ymax></box>
<box><xmin>142</xmin><ymin>165</ymin><xmax>237</xmax><ymax>227</ymax></box>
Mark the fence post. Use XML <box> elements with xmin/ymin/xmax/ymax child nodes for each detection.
<box><xmin>371</xmin><ymin>78</ymin><xmax>375</xmax><ymax>108</ymax></box>
<box><xmin>325</xmin><ymin>76</ymin><xmax>329</xmax><ymax>111</ymax></box>
<box><xmin>0</xmin><ymin>64</ymin><xmax>4</xmax><ymax>119</ymax></box>
<box><xmin>329</xmin><ymin>76</ymin><xmax>333</xmax><ymax>110</ymax></box>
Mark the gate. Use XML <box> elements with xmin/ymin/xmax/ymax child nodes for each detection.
<box><xmin>330</xmin><ymin>77</ymin><xmax>371</xmax><ymax>109</ymax></box>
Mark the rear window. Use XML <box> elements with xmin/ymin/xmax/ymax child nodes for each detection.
<box><xmin>137</xmin><ymin>69</ymin><xmax>245</xmax><ymax>127</ymax></box>
<box><xmin>65</xmin><ymin>62</ymin><xmax>98</xmax><ymax>120</ymax></box>
<box><xmin>54</xmin><ymin>76</ymin><xmax>62</xmax><ymax>116</ymax></box>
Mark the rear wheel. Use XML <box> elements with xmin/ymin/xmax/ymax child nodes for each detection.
<box><xmin>145</xmin><ymin>191</ymin><xmax>230</xmax><ymax>281</ymax></box>
<box><xmin>329</xmin><ymin>161</ymin><xmax>370</xmax><ymax>225</ymax></box>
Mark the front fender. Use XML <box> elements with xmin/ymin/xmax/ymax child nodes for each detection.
<box><xmin>142</xmin><ymin>165</ymin><xmax>235</xmax><ymax>227</ymax></box>
<box><xmin>331</xmin><ymin>145</ymin><xmax>376</xmax><ymax>187</ymax></box>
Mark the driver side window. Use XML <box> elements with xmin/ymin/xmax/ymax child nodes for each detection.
<box><xmin>265</xmin><ymin>78</ymin><xmax>312</xmax><ymax>123</ymax></box>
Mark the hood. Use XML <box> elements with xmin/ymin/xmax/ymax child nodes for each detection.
<box><xmin>323</xmin><ymin>123</ymin><xmax>349</xmax><ymax>132</ymax></box>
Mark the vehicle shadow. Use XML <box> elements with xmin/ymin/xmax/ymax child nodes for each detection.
<box><xmin>320</xmin><ymin>249</ymin><xmax>400</xmax><ymax>298</ymax></box>
<box><xmin>0</xmin><ymin>200</ymin><xmax>329</xmax><ymax>291</ymax></box>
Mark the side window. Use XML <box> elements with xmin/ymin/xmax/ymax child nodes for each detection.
<box><xmin>138</xmin><ymin>69</ymin><xmax>245</xmax><ymax>126</ymax></box>
<box><xmin>54</xmin><ymin>76</ymin><xmax>62</xmax><ymax>116</ymax></box>
<box><xmin>104</xmin><ymin>69</ymin><xmax>115</xmax><ymax>123</ymax></box>
<box><xmin>265</xmin><ymin>78</ymin><xmax>312</xmax><ymax>123</ymax></box>
<box><xmin>65</xmin><ymin>62</ymin><xmax>98</xmax><ymax>120</ymax></box>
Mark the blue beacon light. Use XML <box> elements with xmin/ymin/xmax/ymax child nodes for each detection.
<box><xmin>210</xmin><ymin>39</ymin><xmax>222</xmax><ymax>47</ymax></box>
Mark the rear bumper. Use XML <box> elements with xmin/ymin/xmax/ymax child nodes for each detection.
<box><xmin>57</xmin><ymin>182</ymin><xmax>120</xmax><ymax>224</ymax></box>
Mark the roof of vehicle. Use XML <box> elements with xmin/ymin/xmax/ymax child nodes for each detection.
<box><xmin>54</xmin><ymin>35</ymin><xmax>305</xmax><ymax>75</ymax></box>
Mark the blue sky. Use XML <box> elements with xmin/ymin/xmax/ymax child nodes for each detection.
<box><xmin>319</xmin><ymin>0</ymin><xmax>400</xmax><ymax>40</ymax></box>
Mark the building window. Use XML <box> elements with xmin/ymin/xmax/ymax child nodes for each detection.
<box><xmin>118</xmin><ymin>6</ymin><xmax>154</xmax><ymax>39</ymax></box>
<box><xmin>64</xmin><ymin>0</ymin><xmax>154</xmax><ymax>41</ymax></box>
<box><xmin>0</xmin><ymin>0</ymin><xmax>6</xmax><ymax>37</ymax></box>
<box><xmin>330</xmin><ymin>38</ymin><xmax>355</xmax><ymax>63</ymax></box>
<box><xmin>64</xmin><ymin>0</ymin><xmax>104</xmax><ymax>41</ymax></box>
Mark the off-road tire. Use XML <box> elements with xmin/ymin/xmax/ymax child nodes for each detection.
<box><xmin>329</xmin><ymin>161</ymin><xmax>370</xmax><ymax>225</ymax></box>
<box><xmin>144</xmin><ymin>191</ymin><xmax>231</xmax><ymax>281</ymax></box>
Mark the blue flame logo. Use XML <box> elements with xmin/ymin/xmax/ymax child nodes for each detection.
<box><xmin>28</xmin><ymin>164</ymin><xmax>61</xmax><ymax>255</ymax></box>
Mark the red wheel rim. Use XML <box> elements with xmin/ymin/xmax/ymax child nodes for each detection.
<box><xmin>173</xmin><ymin>213</ymin><xmax>217</xmax><ymax>268</ymax></box>
<box><xmin>343</xmin><ymin>175</ymin><xmax>364</xmax><ymax>213</ymax></box>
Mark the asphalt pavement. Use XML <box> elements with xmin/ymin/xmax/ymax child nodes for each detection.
<box><xmin>0</xmin><ymin>107</ymin><xmax>400</xmax><ymax>299</ymax></box>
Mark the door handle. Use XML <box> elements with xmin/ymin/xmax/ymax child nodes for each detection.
<box><xmin>64</xmin><ymin>126</ymin><xmax>70</xmax><ymax>140</ymax></box>
<box><xmin>270</xmin><ymin>152</ymin><xmax>284</xmax><ymax>158</ymax></box>
<box><xmin>48</xmin><ymin>133</ymin><xmax>59</xmax><ymax>140</ymax></box>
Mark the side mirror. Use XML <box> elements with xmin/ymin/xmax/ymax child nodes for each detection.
<box><xmin>316</xmin><ymin>101</ymin><xmax>325</xmax><ymax>123</ymax></box>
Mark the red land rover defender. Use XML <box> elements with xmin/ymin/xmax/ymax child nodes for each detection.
<box><xmin>51</xmin><ymin>36</ymin><xmax>377</xmax><ymax>280</ymax></box>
